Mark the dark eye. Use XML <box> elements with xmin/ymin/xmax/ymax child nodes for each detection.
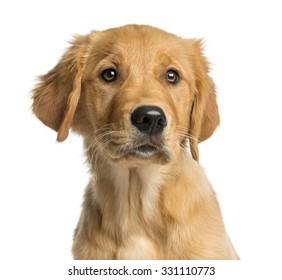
<box><xmin>101</xmin><ymin>68</ymin><xmax>117</xmax><ymax>82</ymax></box>
<box><xmin>166</xmin><ymin>70</ymin><xmax>180</xmax><ymax>84</ymax></box>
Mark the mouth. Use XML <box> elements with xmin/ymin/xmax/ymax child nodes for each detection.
<box><xmin>101</xmin><ymin>135</ymin><xmax>171</xmax><ymax>163</ymax></box>
<box><xmin>107</xmin><ymin>140</ymin><xmax>169</xmax><ymax>161</ymax></box>
<box><xmin>133</xmin><ymin>144</ymin><xmax>159</xmax><ymax>157</ymax></box>
<box><xmin>128</xmin><ymin>142</ymin><xmax>171</xmax><ymax>162</ymax></box>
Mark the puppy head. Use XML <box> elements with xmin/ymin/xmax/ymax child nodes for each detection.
<box><xmin>32</xmin><ymin>25</ymin><xmax>219</xmax><ymax>162</ymax></box>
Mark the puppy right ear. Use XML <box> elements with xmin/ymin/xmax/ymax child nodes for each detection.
<box><xmin>32</xmin><ymin>35</ymin><xmax>90</xmax><ymax>141</ymax></box>
<box><xmin>187</xmin><ymin>40</ymin><xmax>220</xmax><ymax>161</ymax></box>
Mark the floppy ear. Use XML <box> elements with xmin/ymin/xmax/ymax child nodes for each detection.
<box><xmin>32</xmin><ymin>35</ymin><xmax>90</xmax><ymax>142</ymax></box>
<box><xmin>188</xmin><ymin>40</ymin><xmax>220</xmax><ymax>161</ymax></box>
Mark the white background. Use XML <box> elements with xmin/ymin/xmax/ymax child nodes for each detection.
<box><xmin>0</xmin><ymin>0</ymin><xmax>281</xmax><ymax>278</ymax></box>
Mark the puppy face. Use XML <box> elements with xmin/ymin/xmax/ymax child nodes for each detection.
<box><xmin>32</xmin><ymin>25</ymin><xmax>219</xmax><ymax>163</ymax></box>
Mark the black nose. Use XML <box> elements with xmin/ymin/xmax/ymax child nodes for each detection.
<box><xmin>131</xmin><ymin>105</ymin><xmax>167</xmax><ymax>135</ymax></box>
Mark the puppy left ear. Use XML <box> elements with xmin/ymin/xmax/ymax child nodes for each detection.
<box><xmin>32</xmin><ymin>35</ymin><xmax>90</xmax><ymax>142</ymax></box>
<box><xmin>188</xmin><ymin>40</ymin><xmax>220</xmax><ymax>161</ymax></box>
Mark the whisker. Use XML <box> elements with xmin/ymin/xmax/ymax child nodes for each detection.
<box><xmin>84</xmin><ymin>124</ymin><xmax>113</xmax><ymax>139</ymax></box>
<box><xmin>175</xmin><ymin>127</ymin><xmax>199</xmax><ymax>143</ymax></box>
<box><xmin>84</xmin><ymin>130</ymin><xmax>116</xmax><ymax>152</ymax></box>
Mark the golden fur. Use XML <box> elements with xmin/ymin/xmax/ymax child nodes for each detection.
<box><xmin>32</xmin><ymin>24</ymin><xmax>238</xmax><ymax>259</ymax></box>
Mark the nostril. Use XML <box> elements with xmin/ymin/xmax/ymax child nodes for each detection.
<box><xmin>157</xmin><ymin>116</ymin><xmax>167</xmax><ymax>127</ymax></box>
<box><xmin>143</xmin><ymin>116</ymin><xmax>150</xmax><ymax>124</ymax></box>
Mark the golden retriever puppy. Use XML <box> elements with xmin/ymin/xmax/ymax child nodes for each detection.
<box><xmin>32</xmin><ymin>24</ymin><xmax>238</xmax><ymax>259</ymax></box>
